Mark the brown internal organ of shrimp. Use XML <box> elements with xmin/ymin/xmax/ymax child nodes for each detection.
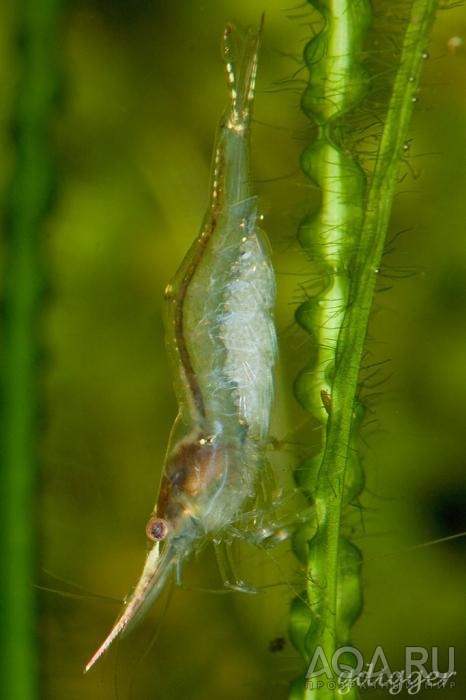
<box><xmin>146</xmin><ymin>435</ymin><xmax>229</xmax><ymax>540</ymax></box>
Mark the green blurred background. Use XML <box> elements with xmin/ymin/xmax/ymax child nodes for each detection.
<box><xmin>0</xmin><ymin>0</ymin><xmax>465</xmax><ymax>698</ymax></box>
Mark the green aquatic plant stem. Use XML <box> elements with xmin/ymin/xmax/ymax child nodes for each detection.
<box><xmin>291</xmin><ymin>2</ymin><xmax>370</xmax><ymax>697</ymax></box>
<box><xmin>290</xmin><ymin>1</ymin><xmax>438</xmax><ymax>698</ymax></box>
<box><xmin>0</xmin><ymin>1</ymin><xmax>61</xmax><ymax>698</ymax></box>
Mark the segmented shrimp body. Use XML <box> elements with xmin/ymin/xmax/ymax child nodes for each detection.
<box><xmin>85</xmin><ymin>18</ymin><xmax>276</xmax><ymax>672</ymax></box>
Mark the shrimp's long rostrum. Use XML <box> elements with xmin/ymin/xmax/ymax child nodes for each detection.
<box><xmin>85</xmin><ymin>16</ymin><xmax>276</xmax><ymax>673</ymax></box>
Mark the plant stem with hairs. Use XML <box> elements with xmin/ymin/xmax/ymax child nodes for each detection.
<box><xmin>289</xmin><ymin>1</ymin><xmax>438</xmax><ymax>698</ymax></box>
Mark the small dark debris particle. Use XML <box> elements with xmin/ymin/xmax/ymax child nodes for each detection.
<box><xmin>269</xmin><ymin>637</ymin><xmax>286</xmax><ymax>653</ymax></box>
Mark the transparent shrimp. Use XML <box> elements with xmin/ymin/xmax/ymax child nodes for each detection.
<box><xmin>85</xmin><ymin>15</ymin><xmax>276</xmax><ymax>673</ymax></box>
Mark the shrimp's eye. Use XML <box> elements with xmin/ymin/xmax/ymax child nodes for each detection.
<box><xmin>146</xmin><ymin>517</ymin><xmax>168</xmax><ymax>542</ymax></box>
